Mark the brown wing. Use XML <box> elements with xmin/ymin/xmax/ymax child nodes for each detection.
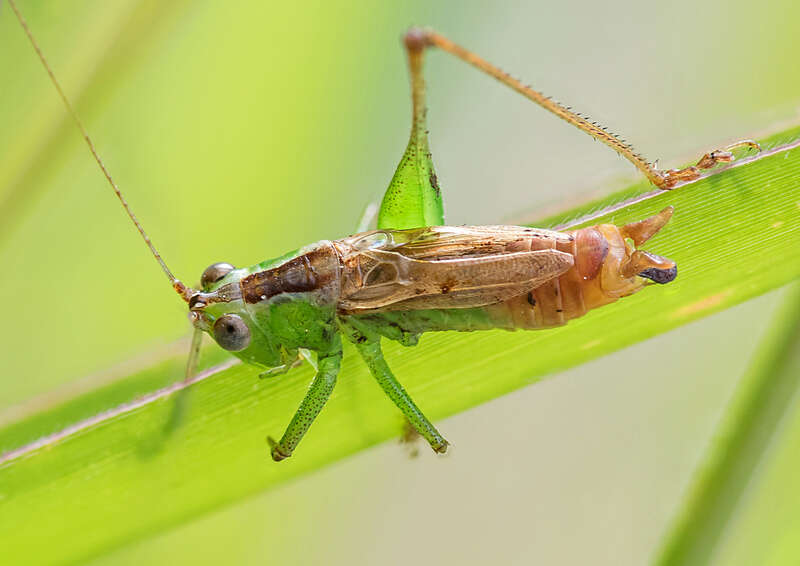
<box><xmin>335</xmin><ymin>226</ymin><xmax>574</xmax><ymax>313</ymax></box>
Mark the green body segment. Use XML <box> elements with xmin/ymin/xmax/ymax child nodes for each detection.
<box><xmin>346</xmin><ymin>307</ymin><xmax>497</xmax><ymax>344</ymax></box>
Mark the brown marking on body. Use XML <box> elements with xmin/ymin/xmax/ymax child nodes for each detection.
<box><xmin>241</xmin><ymin>248</ymin><xmax>336</xmax><ymax>304</ymax></box>
<box><xmin>440</xmin><ymin>277</ymin><xmax>458</xmax><ymax>294</ymax></box>
<box><xmin>531</xmin><ymin>279</ymin><xmax>566</xmax><ymax>327</ymax></box>
<box><xmin>428</xmin><ymin>170</ymin><xmax>440</xmax><ymax>195</ymax></box>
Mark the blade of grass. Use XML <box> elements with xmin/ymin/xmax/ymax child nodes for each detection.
<box><xmin>654</xmin><ymin>281</ymin><xmax>800</xmax><ymax>565</ymax></box>
<box><xmin>0</xmin><ymin>128</ymin><xmax>799</xmax><ymax>565</ymax></box>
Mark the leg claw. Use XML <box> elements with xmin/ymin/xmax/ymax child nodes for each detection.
<box><xmin>267</xmin><ymin>436</ymin><xmax>291</xmax><ymax>462</ymax></box>
<box><xmin>657</xmin><ymin>139</ymin><xmax>761</xmax><ymax>190</ymax></box>
<box><xmin>433</xmin><ymin>440</ymin><xmax>450</xmax><ymax>455</ymax></box>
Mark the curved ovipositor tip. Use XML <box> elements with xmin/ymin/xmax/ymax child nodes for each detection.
<box><xmin>639</xmin><ymin>264</ymin><xmax>677</xmax><ymax>284</ymax></box>
<box><xmin>620</xmin><ymin>250</ymin><xmax>676</xmax><ymax>280</ymax></box>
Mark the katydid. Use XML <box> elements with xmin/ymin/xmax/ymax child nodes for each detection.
<box><xmin>9</xmin><ymin>2</ymin><xmax>759</xmax><ymax>461</ymax></box>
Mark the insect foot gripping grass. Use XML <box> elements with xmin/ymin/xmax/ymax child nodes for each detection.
<box><xmin>10</xmin><ymin>0</ymin><xmax>760</xmax><ymax>462</ymax></box>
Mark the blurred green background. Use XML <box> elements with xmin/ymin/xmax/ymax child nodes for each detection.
<box><xmin>1</xmin><ymin>0</ymin><xmax>799</xmax><ymax>564</ymax></box>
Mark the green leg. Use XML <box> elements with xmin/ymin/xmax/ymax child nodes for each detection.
<box><xmin>268</xmin><ymin>336</ymin><xmax>342</xmax><ymax>462</ymax></box>
<box><xmin>355</xmin><ymin>339</ymin><xmax>449</xmax><ymax>454</ymax></box>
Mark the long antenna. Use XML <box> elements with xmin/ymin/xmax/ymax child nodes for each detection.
<box><xmin>7</xmin><ymin>0</ymin><xmax>191</xmax><ymax>301</ymax></box>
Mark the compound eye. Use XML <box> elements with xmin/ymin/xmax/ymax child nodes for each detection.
<box><xmin>212</xmin><ymin>314</ymin><xmax>251</xmax><ymax>351</ymax></box>
<box><xmin>201</xmin><ymin>262</ymin><xmax>235</xmax><ymax>290</ymax></box>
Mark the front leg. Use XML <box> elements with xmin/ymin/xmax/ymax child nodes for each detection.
<box><xmin>267</xmin><ymin>335</ymin><xmax>342</xmax><ymax>461</ymax></box>
<box><xmin>259</xmin><ymin>346</ymin><xmax>302</xmax><ymax>379</ymax></box>
<box><xmin>259</xmin><ymin>347</ymin><xmax>318</xmax><ymax>379</ymax></box>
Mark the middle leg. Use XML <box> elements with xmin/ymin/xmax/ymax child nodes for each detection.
<box><xmin>355</xmin><ymin>339</ymin><xmax>449</xmax><ymax>454</ymax></box>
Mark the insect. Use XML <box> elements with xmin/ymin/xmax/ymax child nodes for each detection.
<box><xmin>10</xmin><ymin>2</ymin><xmax>758</xmax><ymax>461</ymax></box>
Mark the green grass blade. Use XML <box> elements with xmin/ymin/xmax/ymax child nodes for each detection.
<box><xmin>1</xmin><ymin>130</ymin><xmax>799</xmax><ymax>565</ymax></box>
<box><xmin>654</xmin><ymin>281</ymin><xmax>800</xmax><ymax>566</ymax></box>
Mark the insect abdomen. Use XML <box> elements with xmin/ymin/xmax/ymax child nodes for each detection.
<box><xmin>485</xmin><ymin>227</ymin><xmax>617</xmax><ymax>329</ymax></box>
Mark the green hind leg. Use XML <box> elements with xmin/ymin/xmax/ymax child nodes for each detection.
<box><xmin>355</xmin><ymin>339</ymin><xmax>449</xmax><ymax>454</ymax></box>
<box><xmin>267</xmin><ymin>336</ymin><xmax>342</xmax><ymax>461</ymax></box>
